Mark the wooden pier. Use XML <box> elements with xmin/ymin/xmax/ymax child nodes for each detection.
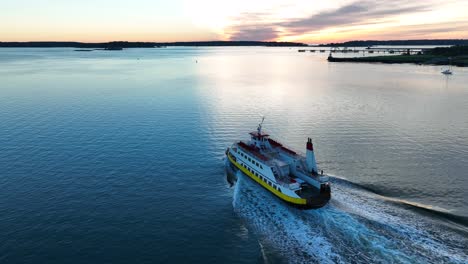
<box><xmin>298</xmin><ymin>47</ymin><xmax>429</xmax><ymax>55</ymax></box>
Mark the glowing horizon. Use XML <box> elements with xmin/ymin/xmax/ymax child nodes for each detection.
<box><xmin>1</xmin><ymin>0</ymin><xmax>467</xmax><ymax>44</ymax></box>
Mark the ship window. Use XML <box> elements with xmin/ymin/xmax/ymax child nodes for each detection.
<box><xmin>248</xmin><ymin>157</ymin><xmax>251</xmax><ymax>162</ymax></box>
<box><xmin>260</xmin><ymin>165</ymin><xmax>263</xmax><ymax>169</ymax></box>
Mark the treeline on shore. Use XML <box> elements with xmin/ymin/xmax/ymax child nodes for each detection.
<box><xmin>426</xmin><ymin>45</ymin><xmax>468</xmax><ymax>56</ymax></box>
<box><xmin>328</xmin><ymin>45</ymin><xmax>468</xmax><ymax>67</ymax></box>
<box><xmin>320</xmin><ymin>39</ymin><xmax>468</xmax><ymax>47</ymax></box>
<box><xmin>0</xmin><ymin>41</ymin><xmax>307</xmax><ymax>48</ymax></box>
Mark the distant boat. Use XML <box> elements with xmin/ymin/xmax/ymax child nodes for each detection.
<box><xmin>442</xmin><ymin>57</ymin><xmax>453</xmax><ymax>75</ymax></box>
<box><xmin>441</xmin><ymin>69</ymin><xmax>452</xmax><ymax>75</ymax></box>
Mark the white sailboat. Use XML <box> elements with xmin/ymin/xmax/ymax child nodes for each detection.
<box><xmin>442</xmin><ymin>57</ymin><xmax>453</xmax><ymax>75</ymax></box>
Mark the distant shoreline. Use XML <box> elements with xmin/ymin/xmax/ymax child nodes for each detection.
<box><xmin>317</xmin><ymin>39</ymin><xmax>468</xmax><ymax>47</ymax></box>
<box><xmin>327</xmin><ymin>46</ymin><xmax>468</xmax><ymax>67</ymax></box>
<box><xmin>327</xmin><ymin>55</ymin><xmax>468</xmax><ymax>67</ymax></box>
<box><xmin>0</xmin><ymin>41</ymin><xmax>307</xmax><ymax>48</ymax></box>
<box><xmin>2</xmin><ymin>39</ymin><xmax>468</xmax><ymax>48</ymax></box>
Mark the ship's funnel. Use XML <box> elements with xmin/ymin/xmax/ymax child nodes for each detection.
<box><xmin>306</xmin><ymin>138</ymin><xmax>317</xmax><ymax>173</ymax></box>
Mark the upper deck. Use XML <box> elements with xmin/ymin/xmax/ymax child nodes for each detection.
<box><xmin>236</xmin><ymin>141</ymin><xmax>270</xmax><ymax>162</ymax></box>
<box><xmin>249</xmin><ymin>131</ymin><xmax>270</xmax><ymax>138</ymax></box>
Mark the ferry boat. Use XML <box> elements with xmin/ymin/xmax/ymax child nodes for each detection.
<box><xmin>225</xmin><ymin>119</ymin><xmax>331</xmax><ymax>209</ymax></box>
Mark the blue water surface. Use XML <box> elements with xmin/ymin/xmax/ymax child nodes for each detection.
<box><xmin>0</xmin><ymin>47</ymin><xmax>467</xmax><ymax>263</ymax></box>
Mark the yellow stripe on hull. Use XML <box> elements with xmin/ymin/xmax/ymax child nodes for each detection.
<box><xmin>227</xmin><ymin>153</ymin><xmax>307</xmax><ymax>205</ymax></box>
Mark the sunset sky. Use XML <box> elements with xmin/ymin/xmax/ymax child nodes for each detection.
<box><xmin>1</xmin><ymin>0</ymin><xmax>467</xmax><ymax>44</ymax></box>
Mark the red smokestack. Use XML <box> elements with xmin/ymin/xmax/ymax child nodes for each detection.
<box><xmin>306</xmin><ymin>138</ymin><xmax>313</xmax><ymax>151</ymax></box>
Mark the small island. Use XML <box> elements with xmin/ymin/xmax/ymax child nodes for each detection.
<box><xmin>328</xmin><ymin>45</ymin><xmax>468</xmax><ymax>67</ymax></box>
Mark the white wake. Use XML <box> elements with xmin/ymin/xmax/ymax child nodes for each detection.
<box><xmin>232</xmin><ymin>174</ymin><xmax>468</xmax><ymax>264</ymax></box>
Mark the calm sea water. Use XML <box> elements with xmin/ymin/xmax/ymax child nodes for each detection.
<box><xmin>0</xmin><ymin>47</ymin><xmax>467</xmax><ymax>263</ymax></box>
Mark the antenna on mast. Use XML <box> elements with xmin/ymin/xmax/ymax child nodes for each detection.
<box><xmin>257</xmin><ymin>116</ymin><xmax>265</xmax><ymax>134</ymax></box>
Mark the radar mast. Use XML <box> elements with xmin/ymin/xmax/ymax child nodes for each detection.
<box><xmin>257</xmin><ymin>116</ymin><xmax>265</xmax><ymax>135</ymax></box>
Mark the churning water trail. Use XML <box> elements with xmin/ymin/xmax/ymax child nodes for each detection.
<box><xmin>232</xmin><ymin>174</ymin><xmax>468</xmax><ymax>264</ymax></box>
